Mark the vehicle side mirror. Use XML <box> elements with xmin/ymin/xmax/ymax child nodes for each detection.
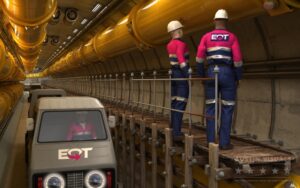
<box><xmin>108</xmin><ymin>115</ymin><xmax>116</xmax><ymax>128</ymax></box>
<box><xmin>26</xmin><ymin>118</ymin><xmax>34</xmax><ymax>131</ymax></box>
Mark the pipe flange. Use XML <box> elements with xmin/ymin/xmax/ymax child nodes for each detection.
<box><xmin>92</xmin><ymin>34</ymin><xmax>106</xmax><ymax>62</ymax></box>
<box><xmin>8</xmin><ymin>24</ymin><xmax>47</xmax><ymax>49</ymax></box>
<box><xmin>127</xmin><ymin>2</ymin><xmax>155</xmax><ymax>50</ymax></box>
<box><xmin>0</xmin><ymin>0</ymin><xmax>58</xmax><ymax>27</ymax></box>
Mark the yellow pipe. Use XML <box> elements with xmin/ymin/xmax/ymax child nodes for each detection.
<box><xmin>131</xmin><ymin>0</ymin><xmax>265</xmax><ymax>46</ymax></box>
<box><xmin>47</xmin><ymin>0</ymin><xmax>298</xmax><ymax>76</ymax></box>
<box><xmin>0</xmin><ymin>40</ymin><xmax>25</xmax><ymax>81</ymax></box>
<box><xmin>1</xmin><ymin>0</ymin><xmax>57</xmax><ymax>72</ymax></box>
<box><xmin>0</xmin><ymin>0</ymin><xmax>57</xmax><ymax>27</ymax></box>
<box><xmin>93</xmin><ymin>16</ymin><xmax>137</xmax><ymax>59</ymax></box>
<box><xmin>47</xmin><ymin>0</ymin><xmax>269</xmax><ymax>75</ymax></box>
<box><xmin>274</xmin><ymin>173</ymin><xmax>300</xmax><ymax>187</ymax></box>
<box><xmin>0</xmin><ymin>83</ymin><xmax>24</xmax><ymax>124</ymax></box>
<box><xmin>17</xmin><ymin>46</ymin><xmax>41</xmax><ymax>60</ymax></box>
<box><xmin>8</xmin><ymin>23</ymin><xmax>47</xmax><ymax>49</ymax></box>
<box><xmin>0</xmin><ymin>95</ymin><xmax>8</xmax><ymax>122</ymax></box>
<box><xmin>284</xmin><ymin>0</ymin><xmax>300</xmax><ymax>8</ymax></box>
<box><xmin>80</xmin><ymin>39</ymin><xmax>102</xmax><ymax>63</ymax></box>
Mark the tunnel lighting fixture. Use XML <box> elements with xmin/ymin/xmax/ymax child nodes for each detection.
<box><xmin>73</xmin><ymin>28</ymin><xmax>78</xmax><ymax>33</ymax></box>
<box><xmin>81</xmin><ymin>18</ymin><xmax>88</xmax><ymax>25</ymax></box>
<box><xmin>142</xmin><ymin>0</ymin><xmax>159</xmax><ymax>10</ymax></box>
<box><xmin>67</xmin><ymin>36</ymin><xmax>72</xmax><ymax>40</ymax></box>
<box><xmin>86</xmin><ymin>20</ymin><xmax>93</xmax><ymax>27</ymax></box>
<box><xmin>100</xmin><ymin>6</ymin><xmax>108</xmax><ymax>14</ymax></box>
<box><xmin>92</xmin><ymin>3</ymin><xmax>102</xmax><ymax>12</ymax></box>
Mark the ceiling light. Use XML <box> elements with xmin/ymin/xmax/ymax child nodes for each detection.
<box><xmin>92</xmin><ymin>3</ymin><xmax>102</xmax><ymax>12</ymax></box>
<box><xmin>81</xmin><ymin>18</ymin><xmax>88</xmax><ymax>25</ymax></box>
<box><xmin>59</xmin><ymin>46</ymin><xmax>62</xmax><ymax>48</ymax></box>
<box><xmin>73</xmin><ymin>28</ymin><xmax>78</xmax><ymax>33</ymax></box>
<box><xmin>63</xmin><ymin>42</ymin><xmax>66</xmax><ymax>45</ymax></box>
<box><xmin>100</xmin><ymin>6</ymin><xmax>108</xmax><ymax>14</ymax></box>
<box><xmin>67</xmin><ymin>36</ymin><xmax>72</xmax><ymax>40</ymax></box>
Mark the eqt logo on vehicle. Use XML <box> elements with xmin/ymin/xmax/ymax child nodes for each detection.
<box><xmin>58</xmin><ymin>147</ymin><xmax>93</xmax><ymax>160</ymax></box>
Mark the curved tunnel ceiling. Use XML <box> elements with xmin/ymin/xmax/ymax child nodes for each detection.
<box><xmin>36</xmin><ymin>0</ymin><xmax>300</xmax><ymax>78</ymax></box>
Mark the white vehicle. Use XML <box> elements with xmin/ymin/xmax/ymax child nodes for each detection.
<box><xmin>26</xmin><ymin>96</ymin><xmax>117</xmax><ymax>188</ymax></box>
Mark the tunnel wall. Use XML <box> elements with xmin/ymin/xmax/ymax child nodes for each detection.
<box><xmin>46</xmin><ymin>9</ymin><xmax>300</xmax><ymax>149</ymax></box>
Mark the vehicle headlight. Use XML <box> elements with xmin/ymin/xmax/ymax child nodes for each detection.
<box><xmin>85</xmin><ymin>170</ymin><xmax>106</xmax><ymax>188</ymax></box>
<box><xmin>43</xmin><ymin>173</ymin><xmax>65</xmax><ymax>188</ymax></box>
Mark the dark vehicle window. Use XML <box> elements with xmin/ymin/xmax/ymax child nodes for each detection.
<box><xmin>38</xmin><ymin>111</ymin><xmax>107</xmax><ymax>143</ymax></box>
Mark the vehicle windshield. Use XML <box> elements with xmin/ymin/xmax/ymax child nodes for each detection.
<box><xmin>38</xmin><ymin>110</ymin><xmax>107</xmax><ymax>143</ymax></box>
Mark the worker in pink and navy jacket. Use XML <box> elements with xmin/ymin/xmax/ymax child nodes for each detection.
<box><xmin>67</xmin><ymin>111</ymin><xmax>97</xmax><ymax>141</ymax></box>
<box><xmin>166</xmin><ymin>20</ymin><xmax>190</xmax><ymax>141</ymax></box>
<box><xmin>196</xmin><ymin>9</ymin><xmax>243</xmax><ymax>150</ymax></box>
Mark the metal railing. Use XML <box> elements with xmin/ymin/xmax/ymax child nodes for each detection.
<box><xmin>45</xmin><ymin>66</ymin><xmax>221</xmax><ymax>140</ymax></box>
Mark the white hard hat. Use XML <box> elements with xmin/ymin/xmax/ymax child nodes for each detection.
<box><xmin>214</xmin><ymin>9</ymin><xmax>228</xmax><ymax>20</ymax></box>
<box><xmin>167</xmin><ymin>20</ymin><xmax>183</xmax><ymax>33</ymax></box>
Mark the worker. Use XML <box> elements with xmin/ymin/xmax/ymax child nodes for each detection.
<box><xmin>67</xmin><ymin>111</ymin><xmax>97</xmax><ymax>140</ymax></box>
<box><xmin>166</xmin><ymin>20</ymin><xmax>190</xmax><ymax>140</ymax></box>
<box><xmin>196</xmin><ymin>9</ymin><xmax>243</xmax><ymax>150</ymax></box>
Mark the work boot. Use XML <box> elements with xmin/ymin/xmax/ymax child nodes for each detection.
<box><xmin>219</xmin><ymin>144</ymin><xmax>234</xmax><ymax>150</ymax></box>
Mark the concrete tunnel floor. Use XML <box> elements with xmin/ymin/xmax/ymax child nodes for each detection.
<box><xmin>4</xmin><ymin>103</ymin><xmax>29</xmax><ymax>188</ymax></box>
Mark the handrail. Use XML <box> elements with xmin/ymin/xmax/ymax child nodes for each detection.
<box><xmin>130</xmin><ymin>101</ymin><xmax>214</xmax><ymax>119</ymax></box>
<box><xmin>132</xmin><ymin>78</ymin><xmax>214</xmax><ymax>81</ymax></box>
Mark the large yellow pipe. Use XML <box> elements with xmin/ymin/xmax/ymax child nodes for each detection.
<box><xmin>93</xmin><ymin>16</ymin><xmax>137</xmax><ymax>59</ymax></box>
<box><xmin>46</xmin><ymin>0</ymin><xmax>287</xmax><ymax>75</ymax></box>
<box><xmin>0</xmin><ymin>83</ymin><xmax>24</xmax><ymax>124</ymax></box>
<box><xmin>0</xmin><ymin>40</ymin><xmax>25</xmax><ymax>81</ymax></box>
<box><xmin>131</xmin><ymin>0</ymin><xmax>265</xmax><ymax>46</ymax></box>
<box><xmin>81</xmin><ymin>41</ymin><xmax>100</xmax><ymax>64</ymax></box>
<box><xmin>1</xmin><ymin>0</ymin><xmax>57</xmax><ymax>72</ymax></box>
<box><xmin>8</xmin><ymin>23</ymin><xmax>47</xmax><ymax>49</ymax></box>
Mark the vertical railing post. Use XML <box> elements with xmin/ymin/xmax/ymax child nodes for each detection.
<box><xmin>208</xmin><ymin>65</ymin><xmax>220</xmax><ymax>188</ymax></box>
<box><xmin>109</xmin><ymin>74</ymin><xmax>112</xmax><ymax>104</ymax></box>
<box><xmin>104</xmin><ymin>75</ymin><xmax>107</xmax><ymax>102</ymax></box>
<box><xmin>130</xmin><ymin>72</ymin><xmax>134</xmax><ymax>115</ymax></box>
<box><xmin>168</xmin><ymin>69</ymin><xmax>172</xmax><ymax>125</ymax></box>
<box><xmin>96</xmin><ymin>75</ymin><xmax>100</xmax><ymax>99</ymax></box>
<box><xmin>165</xmin><ymin>128</ymin><xmax>173</xmax><ymax>188</ymax></box>
<box><xmin>153</xmin><ymin>70</ymin><xmax>157</xmax><ymax>122</ymax></box>
<box><xmin>99</xmin><ymin>75</ymin><xmax>102</xmax><ymax>100</ymax></box>
<box><xmin>188</xmin><ymin>68</ymin><xmax>193</xmax><ymax>136</ymax></box>
<box><xmin>115</xmin><ymin>73</ymin><xmax>118</xmax><ymax>105</ymax></box>
<box><xmin>213</xmin><ymin>65</ymin><xmax>220</xmax><ymax>144</ymax></box>
<box><xmin>141</xmin><ymin>72</ymin><xmax>144</xmax><ymax>119</ymax></box>
<box><xmin>121</xmin><ymin>73</ymin><xmax>125</xmax><ymax>106</ymax></box>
